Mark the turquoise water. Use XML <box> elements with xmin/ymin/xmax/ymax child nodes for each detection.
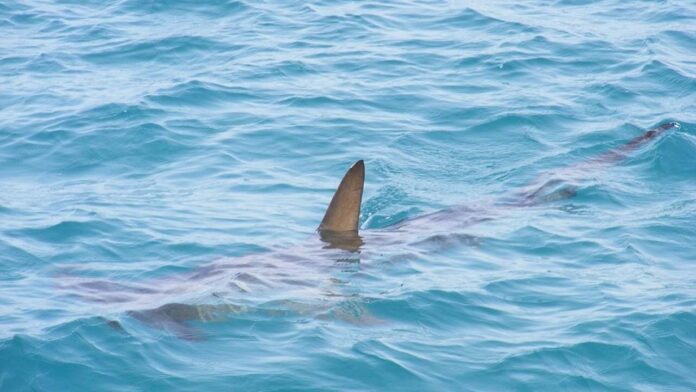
<box><xmin>1</xmin><ymin>0</ymin><xmax>695</xmax><ymax>390</ymax></box>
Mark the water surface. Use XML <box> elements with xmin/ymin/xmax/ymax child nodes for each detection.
<box><xmin>1</xmin><ymin>0</ymin><xmax>695</xmax><ymax>390</ymax></box>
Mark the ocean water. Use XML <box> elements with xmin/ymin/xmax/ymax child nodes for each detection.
<box><xmin>1</xmin><ymin>0</ymin><xmax>695</xmax><ymax>390</ymax></box>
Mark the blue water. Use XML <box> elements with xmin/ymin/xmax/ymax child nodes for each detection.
<box><xmin>1</xmin><ymin>0</ymin><xmax>695</xmax><ymax>390</ymax></box>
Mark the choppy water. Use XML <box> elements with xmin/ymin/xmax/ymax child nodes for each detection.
<box><xmin>1</xmin><ymin>0</ymin><xmax>695</xmax><ymax>390</ymax></box>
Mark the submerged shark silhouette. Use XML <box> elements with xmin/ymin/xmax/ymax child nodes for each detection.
<box><xmin>64</xmin><ymin>122</ymin><xmax>678</xmax><ymax>339</ymax></box>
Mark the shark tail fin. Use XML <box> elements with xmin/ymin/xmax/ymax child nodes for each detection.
<box><xmin>318</xmin><ymin>160</ymin><xmax>364</xmax><ymax>233</ymax></box>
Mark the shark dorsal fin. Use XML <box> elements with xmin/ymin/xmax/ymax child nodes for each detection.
<box><xmin>318</xmin><ymin>160</ymin><xmax>364</xmax><ymax>233</ymax></box>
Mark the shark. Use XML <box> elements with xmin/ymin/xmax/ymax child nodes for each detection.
<box><xmin>60</xmin><ymin>122</ymin><xmax>679</xmax><ymax>339</ymax></box>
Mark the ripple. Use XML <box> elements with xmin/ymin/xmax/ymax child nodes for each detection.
<box><xmin>82</xmin><ymin>35</ymin><xmax>230</xmax><ymax>65</ymax></box>
<box><xmin>118</xmin><ymin>0</ymin><xmax>251</xmax><ymax>17</ymax></box>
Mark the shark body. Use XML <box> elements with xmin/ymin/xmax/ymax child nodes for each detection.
<box><xmin>61</xmin><ymin>123</ymin><xmax>679</xmax><ymax>338</ymax></box>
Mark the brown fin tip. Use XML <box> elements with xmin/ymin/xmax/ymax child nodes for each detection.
<box><xmin>318</xmin><ymin>160</ymin><xmax>364</xmax><ymax>233</ymax></box>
